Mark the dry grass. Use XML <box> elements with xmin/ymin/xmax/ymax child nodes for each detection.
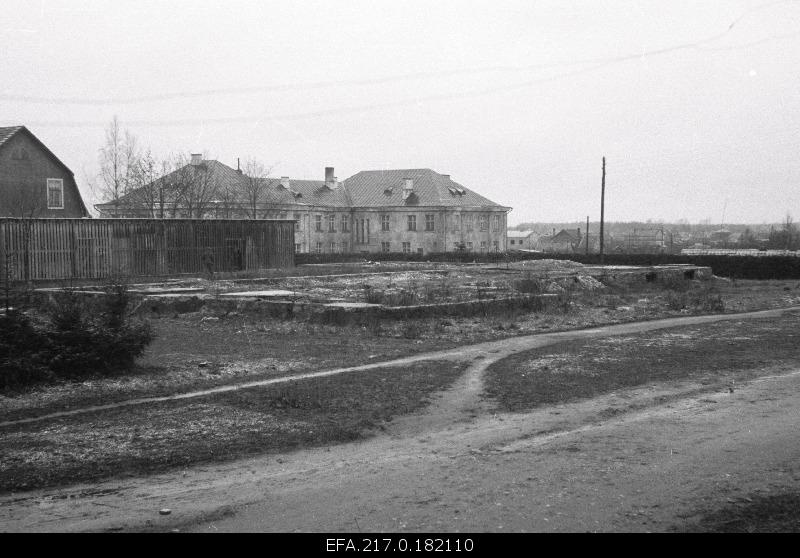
<box><xmin>4</xmin><ymin>277</ymin><xmax>799</xmax><ymax>422</ymax></box>
<box><xmin>678</xmin><ymin>492</ymin><xmax>800</xmax><ymax>532</ymax></box>
<box><xmin>0</xmin><ymin>359</ymin><xmax>468</xmax><ymax>493</ymax></box>
<box><xmin>484</xmin><ymin>313</ymin><xmax>800</xmax><ymax>412</ymax></box>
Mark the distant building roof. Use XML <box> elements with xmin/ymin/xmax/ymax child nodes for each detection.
<box><xmin>507</xmin><ymin>230</ymin><xmax>536</xmax><ymax>238</ymax></box>
<box><xmin>100</xmin><ymin>162</ymin><xmax>508</xmax><ymax>213</ymax></box>
<box><xmin>0</xmin><ymin>126</ymin><xmax>24</xmax><ymax>149</ymax></box>
<box><xmin>341</xmin><ymin>168</ymin><xmax>508</xmax><ymax>209</ymax></box>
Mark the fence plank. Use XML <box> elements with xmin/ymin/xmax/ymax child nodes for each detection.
<box><xmin>0</xmin><ymin>218</ymin><xmax>294</xmax><ymax>282</ymax></box>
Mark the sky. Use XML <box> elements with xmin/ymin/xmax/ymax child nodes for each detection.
<box><xmin>1</xmin><ymin>0</ymin><xmax>799</xmax><ymax>225</ymax></box>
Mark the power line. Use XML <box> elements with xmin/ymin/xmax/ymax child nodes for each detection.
<box><xmin>3</xmin><ymin>1</ymin><xmax>798</xmax><ymax>128</ymax></box>
<box><xmin>2</xmin><ymin>0</ymin><xmax>798</xmax><ymax>108</ymax></box>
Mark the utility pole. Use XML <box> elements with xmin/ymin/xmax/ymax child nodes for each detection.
<box><xmin>599</xmin><ymin>157</ymin><xmax>606</xmax><ymax>264</ymax></box>
<box><xmin>585</xmin><ymin>215</ymin><xmax>589</xmax><ymax>255</ymax></box>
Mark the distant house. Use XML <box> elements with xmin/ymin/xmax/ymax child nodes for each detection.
<box><xmin>538</xmin><ymin>228</ymin><xmax>582</xmax><ymax>253</ymax></box>
<box><xmin>507</xmin><ymin>230</ymin><xmax>538</xmax><ymax>250</ymax></box>
<box><xmin>0</xmin><ymin>126</ymin><xmax>90</xmax><ymax>218</ymax></box>
<box><xmin>622</xmin><ymin>228</ymin><xmax>669</xmax><ymax>253</ymax></box>
<box><xmin>97</xmin><ymin>158</ymin><xmax>511</xmax><ymax>255</ymax></box>
<box><xmin>575</xmin><ymin>233</ymin><xmax>601</xmax><ymax>254</ymax></box>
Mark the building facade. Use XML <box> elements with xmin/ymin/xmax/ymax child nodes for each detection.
<box><xmin>0</xmin><ymin>126</ymin><xmax>90</xmax><ymax>218</ymax></box>
<box><xmin>96</xmin><ymin>160</ymin><xmax>511</xmax><ymax>255</ymax></box>
<box><xmin>507</xmin><ymin>230</ymin><xmax>539</xmax><ymax>250</ymax></box>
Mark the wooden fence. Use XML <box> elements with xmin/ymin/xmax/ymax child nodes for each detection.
<box><xmin>0</xmin><ymin>218</ymin><xmax>295</xmax><ymax>282</ymax></box>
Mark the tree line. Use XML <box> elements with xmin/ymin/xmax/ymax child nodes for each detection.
<box><xmin>91</xmin><ymin>116</ymin><xmax>274</xmax><ymax>219</ymax></box>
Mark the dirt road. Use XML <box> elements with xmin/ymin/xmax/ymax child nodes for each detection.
<box><xmin>2</xmin><ymin>307</ymin><xmax>799</xmax><ymax>532</ymax></box>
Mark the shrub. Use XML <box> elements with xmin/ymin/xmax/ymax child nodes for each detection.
<box><xmin>46</xmin><ymin>287</ymin><xmax>154</xmax><ymax>377</ymax></box>
<box><xmin>0</xmin><ymin>282</ymin><xmax>154</xmax><ymax>390</ymax></box>
<box><xmin>0</xmin><ymin>310</ymin><xmax>52</xmax><ymax>389</ymax></box>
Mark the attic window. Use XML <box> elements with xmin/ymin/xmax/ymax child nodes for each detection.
<box><xmin>384</xmin><ymin>186</ymin><xmax>394</xmax><ymax>195</ymax></box>
<box><xmin>448</xmin><ymin>186</ymin><xmax>465</xmax><ymax>196</ymax></box>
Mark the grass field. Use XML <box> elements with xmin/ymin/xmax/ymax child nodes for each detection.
<box><xmin>3</xmin><ymin>277</ymin><xmax>799</xmax><ymax>422</ymax></box>
<box><xmin>484</xmin><ymin>312</ymin><xmax>800</xmax><ymax>412</ymax></box>
<box><xmin>678</xmin><ymin>492</ymin><xmax>800</xmax><ymax>532</ymax></box>
<box><xmin>0</xmin><ymin>360</ymin><xmax>468</xmax><ymax>492</ymax></box>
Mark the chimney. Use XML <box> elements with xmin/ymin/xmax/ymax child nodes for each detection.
<box><xmin>237</xmin><ymin>158</ymin><xmax>242</xmax><ymax>174</ymax></box>
<box><xmin>325</xmin><ymin>166</ymin><xmax>335</xmax><ymax>186</ymax></box>
<box><xmin>402</xmin><ymin>178</ymin><xmax>414</xmax><ymax>200</ymax></box>
<box><xmin>442</xmin><ymin>174</ymin><xmax>450</xmax><ymax>180</ymax></box>
<box><xmin>190</xmin><ymin>153</ymin><xmax>202</xmax><ymax>165</ymax></box>
<box><xmin>280</xmin><ymin>176</ymin><xmax>291</xmax><ymax>189</ymax></box>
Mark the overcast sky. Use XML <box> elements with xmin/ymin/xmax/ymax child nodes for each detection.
<box><xmin>2</xmin><ymin>0</ymin><xmax>799</xmax><ymax>225</ymax></box>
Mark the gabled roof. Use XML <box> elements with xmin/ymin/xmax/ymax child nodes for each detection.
<box><xmin>507</xmin><ymin>230</ymin><xmax>536</xmax><ymax>238</ymax></box>
<box><xmin>341</xmin><ymin>169</ymin><xmax>508</xmax><ymax>209</ymax></box>
<box><xmin>541</xmin><ymin>229</ymin><xmax>581</xmax><ymax>243</ymax></box>
<box><xmin>0</xmin><ymin>125</ymin><xmax>90</xmax><ymax>217</ymax></box>
<box><xmin>0</xmin><ymin>126</ymin><xmax>24</xmax><ymax>149</ymax></box>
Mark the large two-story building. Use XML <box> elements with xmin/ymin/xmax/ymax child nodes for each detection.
<box><xmin>96</xmin><ymin>158</ymin><xmax>511</xmax><ymax>254</ymax></box>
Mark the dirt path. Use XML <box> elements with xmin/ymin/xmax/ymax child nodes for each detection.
<box><xmin>3</xmin><ymin>306</ymin><xmax>798</xmax><ymax>429</ymax></box>
<box><xmin>1</xmin><ymin>306</ymin><xmax>800</xmax><ymax>532</ymax></box>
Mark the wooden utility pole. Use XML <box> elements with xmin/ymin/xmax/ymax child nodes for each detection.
<box><xmin>585</xmin><ymin>215</ymin><xmax>589</xmax><ymax>255</ymax></box>
<box><xmin>600</xmin><ymin>157</ymin><xmax>606</xmax><ymax>264</ymax></box>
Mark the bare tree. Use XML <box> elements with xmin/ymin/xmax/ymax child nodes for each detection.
<box><xmin>123</xmin><ymin>150</ymin><xmax>171</xmax><ymax>218</ymax></box>
<box><xmin>96</xmin><ymin>116</ymin><xmax>140</xmax><ymax>216</ymax></box>
<box><xmin>6</xmin><ymin>178</ymin><xmax>45</xmax><ymax>219</ymax></box>
<box><xmin>168</xmin><ymin>154</ymin><xmax>219</xmax><ymax>218</ymax></box>
<box><xmin>239</xmin><ymin>158</ymin><xmax>274</xmax><ymax>219</ymax></box>
<box><xmin>214</xmin><ymin>170</ymin><xmax>241</xmax><ymax>219</ymax></box>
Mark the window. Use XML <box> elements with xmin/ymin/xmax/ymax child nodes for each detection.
<box><xmin>327</xmin><ymin>214</ymin><xmax>336</xmax><ymax>232</ymax></box>
<box><xmin>341</xmin><ymin>214</ymin><xmax>350</xmax><ymax>232</ymax></box>
<box><xmin>481</xmin><ymin>241</ymin><xmax>487</xmax><ymax>251</ymax></box>
<box><xmin>466</xmin><ymin>241</ymin><xmax>473</xmax><ymax>251</ymax></box>
<box><xmin>47</xmin><ymin>179</ymin><xmax>64</xmax><ymax>209</ymax></box>
<box><xmin>341</xmin><ymin>241</ymin><xmax>349</xmax><ymax>253</ymax></box>
<box><xmin>479</xmin><ymin>215</ymin><xmax>488</xmax><ymax>232</ymax></box>
<box><xmin>315</xmin><ymin>241</ymin><xmax>322</xmax><ymax>253</ymax></box>
<box><xmin>417</xmin><ymin>247</ymin><xmax>424</xmax><ymax>255</ymax></box>
<box><xmin>453</xmin><ymin>214</ymin><xmax>461</xmax><ymax>231</ymax></box>
<box><xmin>464</xmin><ymin>214</ymin><xmax>473</xmax><ymax>231</ymax></box>
<box><xmin>425</xmin><ymin>214</ymin><xmax>435</xmax><ymax>231</ymax></box>
<box><xmin>381</xmin><ymin>214</ymin><xmax>390</xmax><ymax>232</ymax></box>
<box><xmin>402</xmin><ymin>242</ymin><xmax>411</xmax><ymax>253</ymax></box>
<box><xmin>407</xmin><ymin>215</ymin><xmax>417</xmax><ymax>231</ymax></box>
<box><xmin>510</xmin><ymin>239</ymin><xmax>515</xmax><ymax>245</ymax></box>
<box><xmin>293</xmin><ymin>213</ymin><xmax>301</xmax><ymax>231</ymax></box>
<box><xmin>330</xmin><ymin>242</ymin><xmax>336</xmax><ymax>253</ymax></box>
<box><xmin>381</xmin><ymin>242</ymin><xmax>391</xmax><ymax>253</ymax></box>
<box><xmin>356</xmin><ymin>218</ymin><xmax>370</xmax><ymax>244</ymax></box>
<box><xmin>492</xmin><ymin>214</ymin><xmax>500</xmax><ymax>232</ymax></box>
<box><xmin>294</xmin><ymin>243</ymin><xmax>302</xmax><ymax>253</ymax></box>
<box><xmin>493</xmin><ymin>240</ymin><xmax>499</xmax><ymax>251</ymax></box>
<box><xmin>315</xmin><ymin>215</ymin><xmax>323</xmax><ymax>232</ymax></box>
